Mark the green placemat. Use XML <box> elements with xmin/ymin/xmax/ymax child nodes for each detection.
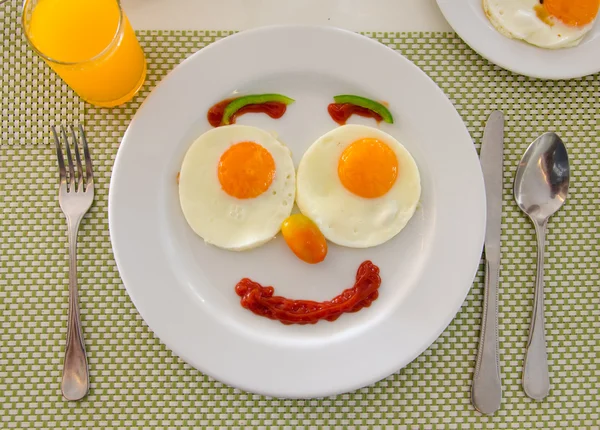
<box><xmin>1</xmin><ymin>3</ymin><xmax>599</xmax><ymax>429</ymax></box>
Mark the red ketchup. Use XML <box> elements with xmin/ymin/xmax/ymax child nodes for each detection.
<box><xmin>235</xmin><ymin>261</ymin><xmax>381</xmax><ymax>325</ymax></box>
<box><xmin>207</xmin><ymin>98</ymin><xmax>288</xmax><ymax>127</ymax></box>
<box><xmin>327</xmin><ymin>103</ymin><xmax>383</xmax><ymax>125</ymax></box>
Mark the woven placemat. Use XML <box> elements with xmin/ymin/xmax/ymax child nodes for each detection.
<box><xmin>1</xmin><ymin>3</ymin><xmax>599</xmax><ymax>429</ymax></box>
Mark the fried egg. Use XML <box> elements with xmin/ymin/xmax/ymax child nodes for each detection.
<box><xmin>179</xmin><ymin>125</ymin><xmax>295</xmax><ymax>251</ymax></box>
<box><xmin>483</xmin><ymin>0</ymin><xmax>599</xmax><ymax>49</ymax></box>
<box><xmin>296</xmin><ymin>124</ymin><xmax>421</xmax><ymax>248</ymax></box>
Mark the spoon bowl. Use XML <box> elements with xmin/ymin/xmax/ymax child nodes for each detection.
<box><xmin>514</xmin><ymin>131</ymin><xmax>570</xmax><ymax>401</ymax></box>
<box><xmin>515</xmin><ymin>132</ymin><xmax>570</xmax><ymax>224</ymax></box>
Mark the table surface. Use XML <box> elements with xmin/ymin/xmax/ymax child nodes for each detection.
<box><xmin>121</xmin><ymin>0</ymin><xmax>452</xmax><ymax>31</ymax></box>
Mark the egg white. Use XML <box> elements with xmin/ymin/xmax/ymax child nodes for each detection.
<box><xmin>179</xmin><ymin>125</ymin><xmax>296</xmax><ymax>251</ymax></box>
<box><xmin>296</xmin><ymin>124</ymin><xmax>421</xmax><ymax>248</ymax></box>
<box><xmin>483</xmin><ymin>0</ymin><xmax>597</xmax><ymax>49</ymax></box>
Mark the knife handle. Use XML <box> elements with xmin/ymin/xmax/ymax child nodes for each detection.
<box><xmin>471</xmin><ymin>258</ymin><xmax>502</xmax><ymax>415</ymax></box>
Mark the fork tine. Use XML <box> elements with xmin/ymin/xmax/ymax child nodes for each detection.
<box><xmin>61</xmin><ymin>126</ymin><xmax>76</xmax><ymax>192</ymax></box>
<box><xmin>79</xmin><ymin>125</ymin><xmax>94</xmax><ymax>189</ymax></box>
<box><xmin>70</xmin><ymin>126</ymin><xmax>84</xmax><ymax>192</ymax></box>
<box><xmin>52</xmin><ymin>126</ymin><xmax>67</xmax><ymax>185</ymax></box>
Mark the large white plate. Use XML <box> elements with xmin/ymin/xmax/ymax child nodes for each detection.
<box><xmin>109</xmin><ymin>25</ymin><xmax>486</xmax><ymax>398</ymax></box>
<box><xmin>437</xmin><ymin>0</ymin><xmax>600</xmax><ymax>79</ymax></box>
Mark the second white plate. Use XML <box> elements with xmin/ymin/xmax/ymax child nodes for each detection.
<box><xmin>109</xmin><ymin>25</ymin><xmax>486</xmax><ymax>398</ymax></box>
<box><xmin>437</xmin><ymin>0</ymin><xmax>600</xmax><ymax>79</ymax></box>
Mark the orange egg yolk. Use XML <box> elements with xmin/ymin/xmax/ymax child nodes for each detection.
<box><xmin>338</xmin><ymin>138</ymin><xmax>398</xmax><ymax>199</ymax></box>
<box><xmin>543</xmin><ymin>0</ymin><xmax>599</xmax><ymax>27</ymax></box>
<box><xmin>218</xmin><ymin>141</ymin><xmax>275</xmax><ymax>199</ymax></box>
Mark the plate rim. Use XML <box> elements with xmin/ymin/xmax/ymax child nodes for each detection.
<box><xmin>108</xmin><ymin>24</ymin><xmax>487</xmax><ymax>398</ymax></box>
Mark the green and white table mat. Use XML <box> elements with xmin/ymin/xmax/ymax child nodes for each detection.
<box><xmin>1</xmin><ymin>4</ymin><xmax>599</xmax><ymax>429</ymax></box>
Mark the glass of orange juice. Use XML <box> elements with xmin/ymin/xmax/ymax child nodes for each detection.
<box><xmin>22</xmin><ymin>0</ymin><xmax>147</xmax><ymax>108</ymax></box>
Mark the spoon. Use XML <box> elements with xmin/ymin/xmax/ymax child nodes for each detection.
<box><xmin>514</xmin><ymin>132</ymin><xmax>570</xmax><ymax>401</ymax></box>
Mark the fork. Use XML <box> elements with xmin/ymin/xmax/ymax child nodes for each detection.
<box><xmin>52</xmin><ymin>125</ymin><xmax>94</xmax><ymax>401</ymax></box>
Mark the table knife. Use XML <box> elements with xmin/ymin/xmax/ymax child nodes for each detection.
<box><xmin>471</xmin><ymin>110</ymin><xmax>504</xmax><ymax>415</ymax></box>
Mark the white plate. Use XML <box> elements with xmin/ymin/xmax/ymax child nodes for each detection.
<box><xmin>109</xmin><ymin>25</ymin><xmax>486</xmax><ymax>398</ymax></box>
<box><xmin>436</xmin><ymin>0</ymin><xmax>600</xmax><ymax>79</ymax></box>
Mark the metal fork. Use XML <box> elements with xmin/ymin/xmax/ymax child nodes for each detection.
<box><xmin>52</xmin><ymin>125</ymin><xmax>94</xmax><ymax>401</ymax></box>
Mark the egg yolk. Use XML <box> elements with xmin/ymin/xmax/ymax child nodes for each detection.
<box><xmin>338</xmin><ymin>138</ymin><xmax>398</xmax><ymax>199</ymax></box>
<box><xmin>543</xmin><ymin>0</ymin><xmax>599</xmax><ymax>27</ymax></box>
<box><xmin>218</xmin><ymin>141</ymin><xmax>275</xmax><ymax>199</ymax></box>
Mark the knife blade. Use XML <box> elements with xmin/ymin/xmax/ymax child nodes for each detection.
<box><xmin>481</xmin><ymin>111</ymin><xmax>504</xmax><ymax>261</ymax></box>
<box><xmin>471</xmin><ymin>110</ymin><xmax>504</xmax><ymax>415</ymax></box>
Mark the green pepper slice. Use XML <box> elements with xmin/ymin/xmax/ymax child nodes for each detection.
<box><xmin>222</xmin><ymin>94</ymin><xmax>295</xmax><ymax>125</ymax></box>
<box><xmin>333</xmin><ymin>95</ymin><xmax>394</xmax><ymax>124</ymax></box>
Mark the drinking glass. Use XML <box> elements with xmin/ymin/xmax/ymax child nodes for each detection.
<box><xmin>22</xmin><ymin>0</ymin><xmax>147</xmax><ymax>107</ymax></box>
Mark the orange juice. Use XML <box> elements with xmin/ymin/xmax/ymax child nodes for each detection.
<box><xmin>24</xmin><ymin>0</ymin><xmax>146</xmax><ymax>107</ymax></box>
